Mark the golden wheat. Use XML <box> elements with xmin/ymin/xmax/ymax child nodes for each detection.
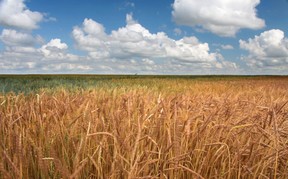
<box><xmin>0</xmin><ymin>77</ymin><xmax>287</xmax><ymax>178</ymax></box>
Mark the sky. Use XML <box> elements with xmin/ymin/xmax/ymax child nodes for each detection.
<box><xmin>0</xmin><ymin>0</ymin><xmax>288</xmax><ymax>75</ymax></box>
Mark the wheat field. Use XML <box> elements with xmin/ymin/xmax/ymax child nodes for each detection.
<box><xmin>0</xmin><ymin>76</ymin><xmax>287</xmax><ymax>178</ymax></box>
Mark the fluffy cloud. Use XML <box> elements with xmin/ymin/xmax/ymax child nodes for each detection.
<box><xmin>72</xmin><ymin>14</ymin><xmax>236</xmax><ymax>70</ymax></box>
<box><xmin>0</xmin><ymin>29</ymin><xmax>69</xmax><ymax>60</ymax></box>
<box><xmin>0</xmin><ymin>13</ymin><xmax>238</xmax><ymax>74</ymax></box>
<box><xmin>40</xmin><ymin>39</ymin><xmax>69</xmax><ymax>59</ymax></box>
<box><xmin>240</xmin><ymin>29</ymin><xmax>288</xmax><ymax>71</ymax></box>
<box><xmin>0</xmin><ymin>28</ymin><xmax>83</xmax><ymax>73</ymax></box>
<box><xmin>72</xmin><ymin>18</ymin><xmax>107</xmax><ymax>53</ymax></box>
<box><xmin>0</xmin><ymin>0</ymin><xmax>43</xmax><ymax>30</ymax></box>
<box><xmin>172</xmin><ymin>0</ymin><xmax>265</xmax><ymax>37</ymax></box>
<box><xmin>0</xmin><ymin>29</ymin><xmax>44</xmax><ymax>46</ymax></box>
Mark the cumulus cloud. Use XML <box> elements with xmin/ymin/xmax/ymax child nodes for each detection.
<box><xmin>240</xmin><ymin>29</ymin><xmax>288</xmax><ymax>71</ymax></box>
<box><xmin>0</xmin><ymin>29</ymin><xmax>44</xmax><ymax>47</ymax></box>
<box><xmin>0</xmin><ymin>28</ymin><xmax>84</xmax><ymax>73</ymax></box>
<box><xmin>40</xmin><ymin>39</ymin><xmax>68</xmax><ymax>59</ymax></box>
<box><xmin>172</xmin><ymin>0</ymin><xmax>265</xmax><ymax>37</ymax></box>
<box><xmin>0</xmin><ymin>0</ymin><xmax>44</xmax><ymax>30</ymax></box>
<box><xmin>0</xmin><ymin>29</ymin><xmax>69</xmax><ymax>60</ymax></box>
<box><xmin>0</xmin><ymin>14</ymin><xmax>238</xmax><ymax>74</ymax></box>
<box><xmin>72</xmin><ymin>14</ymin><xmax>236</xmax><ymax>70</ymax></box>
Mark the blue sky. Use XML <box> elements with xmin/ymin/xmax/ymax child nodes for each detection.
<box><xmin>0</xmin><ymin>0</ymin><xmax>288</xmax><ymax>74</ymax></box>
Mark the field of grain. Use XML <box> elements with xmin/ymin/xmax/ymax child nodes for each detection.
<box><xmin>0</xmin><ymin>76</ymin><xmax>287</xmax><ymax>178</ymax></box>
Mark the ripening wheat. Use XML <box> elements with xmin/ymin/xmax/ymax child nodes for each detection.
<box><xmin>0</xmin><ymin>76</ymin><xmax>287</xmax><ymax>178</ymax></box>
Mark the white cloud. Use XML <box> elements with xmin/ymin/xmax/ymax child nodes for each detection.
<box><xmin>0</xmin><ymin>29</ymin><xmax>70</xmax><ymax>61</ymax></box>
<box><xmin>44</xmin><ymin>39</ymin><xmax>68</xmax><ymax>50</ymax></box>
<box><xmin>72</xmin><ymin>18</ymin><xmax>107</xmax><ymax>53</ymax></box>
<box><xmin>0</xmin><ymin>14</ymin><xmax>238</xmax><ymax>74</ymax></box>
<box><xmin>42</xmin><ymin>63</ymin><xmax>92</xmax><ymax>71</ymax></box>
<box><xmin>172</xmin><ymin>0</ymin><xmax>265</xmax><ymax>37</ymax></box>
<box><xmin>240</xmin><ymin>29</ymin><xmax>288</xmax><ymax>71</ymax></box>
<box><xmin>72</xmin><ymin>14</ymin><xmax>236</xmax><ymax>70</ymax></box>
<box><xmin>142</xmin><ymin>58</ymin><xmax>155</xmax><ymax>65</ymax></box>
<box><xmin>221</xmin><ymin>44</ymin><xmax>234</xmax><ymax>50</ymax></box>
<box><xmin>2</xmin><ymin>39</ymin><xmax>66</xmax><ymax>60</ymax></box>
<box><xmin>40</xmin><ymin>39</ymin><xmax>69</xmax><ymax>59</ymax></box>
<box><xmin>0</xmin><ymin>29</ymin><xmax>44</xmax><ymax>46</ymax></box>
<box><xmin>0</xmin><ymin>28</ymin><xmax>83</xmax><ymax>73</ymax></box>
<box><xmin>0</xmin><ymin>0</ymin><xmax>44</xmax><ymax>30</ymax></box>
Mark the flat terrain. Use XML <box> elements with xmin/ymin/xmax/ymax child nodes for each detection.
<box><xmin>0</xmin><ymin>75</ymin><xmax>288</xmax><ymax>178</ymax></box>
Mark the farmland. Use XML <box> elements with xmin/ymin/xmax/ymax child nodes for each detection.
<box><xmin>0</xmin><ymin>75</ymin><xmax>288</xmax><ymax>178</ymax></box>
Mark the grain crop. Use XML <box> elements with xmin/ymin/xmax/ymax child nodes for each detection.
<box><xmin>0</xmin><ymin>76</ymin><xmax>287</xmax><ymax>178</ymax></box>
